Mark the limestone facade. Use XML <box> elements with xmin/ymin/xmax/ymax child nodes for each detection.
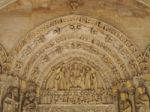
<box><xmin>0</xmin><ymin>0</ymin><xmax>150</xmax><ymax>112</ymax></box>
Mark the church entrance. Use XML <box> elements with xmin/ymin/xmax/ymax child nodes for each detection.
<box><xmin>0</xmin><ymin>15</ymin><xmax>145</xmax><ymax>112</ymax></box>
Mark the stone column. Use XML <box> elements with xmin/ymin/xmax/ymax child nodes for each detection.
<box><xmin>126</xmin><ymin>80</ymin><xmax>136</xmax><ymax>112</ymax></box>
<box><xmin>113</xmin><ymin>94</ymin><xmax>120</xmax><ymax>112</ymax></box>
<box><xmin>112</xmin><ymin>86</ymin><xmax>120</xmax><ymax>112</ymax></box>
<box><xmin>19</xmin><ymin>79</ymin><xmax>27</xmax><ymax>112</ymax></box>
<box><xmin>129</xmin><ymin>89</ymin><xmax>136</xmax><ymax>112</ymax></box>
<box><xmin>19</xmin><ymin>93</ymin><xmax>24</xmax><ymax>112</ymax></box>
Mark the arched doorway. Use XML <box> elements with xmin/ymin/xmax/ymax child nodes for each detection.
<box><xmin>9</xmin><ymin>15</ymin><xmax>142</xmax><ymax>112</ymax></box>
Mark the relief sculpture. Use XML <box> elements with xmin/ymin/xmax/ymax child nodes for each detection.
<box><xmin>119</xmin><ymin>91</ymin><xmax>132</xmax><ymax>112</ymax></box>
<box><xmin>45</xmin><ymin>62</ymin><xmax>99</xmax><ymax>91</ymax></box>
<box><xmin>0</xmin><ymin>15</ymin><xmax>150</xmax><ymax>112</ymax></box>
<box><xmin>136</xmin><ymin>81</ymin><xmax>150</xmax><ymax>112</ymax></box>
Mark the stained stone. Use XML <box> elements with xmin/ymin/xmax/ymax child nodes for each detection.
<box><xmin>0</xmin><ymin>0</ymin><xmax>150</xmax><ymax>112</ymax></box>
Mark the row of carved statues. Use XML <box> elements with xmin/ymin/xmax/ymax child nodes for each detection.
<box><xmin>1</xmin><ymin>73</ymin><xmax>150</xmax><ymax>112</ymax></box>
<box><xmin>45</xmin><ymin>63</ymin><xmax>99</xmax><ymax>90</ymax></box>
<box><xmin>113</xmin><ymin>79</ymin><xmax>150</xmax><ymax>112</ymax></box>
<box><xmin>40</xmin><ymin>90</ymin><xmax>112</xmax><ymax>104</ymax></box>
<box><xmin>0</xmin><ymin>76</ymin><xmax>150</xmax><ymax>112</ymax></box>
<box><xmin>0</xmin><ymin>74</ymin><xmax>37</xmax><ymax>112</ymax></box>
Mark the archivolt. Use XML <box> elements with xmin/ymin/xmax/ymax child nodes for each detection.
<box><xmin>0</xmin><ymin>44</ymin><xmax>9</xmax><ymax>74</ymax></box>
<box><xmin>143</xmin><ymin>45</ymin><xmax>150</xmax><ymax>73</ymax></box>
<box><xmin>10</xmin><ymin>15</ymin><xmax>142</xmax><ymax>89</ymax></box>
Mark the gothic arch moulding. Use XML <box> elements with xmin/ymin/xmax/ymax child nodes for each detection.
<box><xmin>10</xmin><ymin>15</ymin><xmax>143</xmax><ymax>97</ymax></box>
<box><xmin>0</xmin><ymin>44</ymin><xmax>10</xmax><ymax>74</ymax></box>
<box><xmin>143</xmin><ymin>45</ymin><xmax>150</xmax><ymax>74</ymax></box>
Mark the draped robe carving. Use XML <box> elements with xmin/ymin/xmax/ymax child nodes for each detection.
<box><xmin>119</xmin><ymin>92</ymin><xmax>132</xmax><ymax>112</ymax></box>
<box><xmin>136</xmin><ymin>85</ymin><xmax>150</xmax><ymax>112</ymax></box>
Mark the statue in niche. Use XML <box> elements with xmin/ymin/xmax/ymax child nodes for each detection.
<box><xmin>72</xmin><ymin>63</ymin><xmax>84</xmax><ymax>88</ymax></box>
<box><xmin>65</xmin><ymin>66</ymin><xmax>71</xmax><ymax>90</ymax></box>
<box><xmin>78</xmin><ymin>67</ymin><xmax>86</xmax><ymax>89</ymax></box>
<box><xmin>0</xmin><ymin>74</ymin><xmax>19</xmax><ymax>112</ymax></box>
<box><xmin>90</xmin><ymin>72</ymin><xmax>98</xmax><ymax>90</ymax></box>
<box><xmin>85</xmin><ymin>67</ymin><xmax>92</xmax><ymax>90</ymax></box>
<box><xmin>45</xmin><ymin>68</ymin><xmax>60</xmax><ymax>90</ymax></box>
<box><xmin>54</xmin><ymin>67</ymin><xmax>67</xmax><ymax>90</ymax></box>
<box><xmin>72</xmin><ymin>63</ymin><xmax>79</xmax><ymax>88</ymax></box>
<box><xmin>22</xmin><ymin>82</ymin><xmax>37</xmax><ymax>112</ymax></box>
<box><xmin>136</xmin><ymin>83</ymin><xmax>150</xmax><ymax>112</ymax></box>
<box><xmin>70</xmin><ymin>70</ymin><xmax>75</xmax><ymax>88</ymax></box>
<box><xmin>2</xmin><ymin>87</ymin><xmax>19</xmax><ymax>112</ymax></box>
<box><xmin>119</xmin><ymin>91</ymin><xmax>132</xmax><ymax>112</ymax></box>
<box><xmin>69</xmin><ymin>63</ymin><xmax>80</xmax><ymax>88</ymax></box>
<box><xmin>47</xmin><ymin>63</ymin><xmax>99</xmax><ymax>91</ymax></box>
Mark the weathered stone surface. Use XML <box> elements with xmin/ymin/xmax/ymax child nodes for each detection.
<box><xmin>0</xmin><ymin>0</ymin><xmax>150</xmax><ymax>112</ymax></box>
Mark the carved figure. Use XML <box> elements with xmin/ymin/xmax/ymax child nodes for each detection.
<box><xmin>136</xmin><ymin>84</ymin><xmax>150</xmax><ymax>112</ymax></box>
<box><xmin>54</xmin><ymin>68</ymin><xmax>66</xmax><ymax>90</ymax></box>
<box><xmin>22</xmin><ymin>82</ymin><xmax>37</xmax><ymax>112</ymax></box>
<box><xmin>119</xmin><ymin>92</ymin><xmax>132</xmax><ymax>112</ymax></box>
<box><xmin>69</xmin><ymin>0</ymin><xmax>83</xmax><ymax>10</ymax></box>
<box><xmin>85</xmin><ymin>67</ymin><xmax>91</xmax><ymax>90</ymax></box>
<box><xmin>90</xmin><ymin>72</ymin><xmax>98</xmax><ymax>90</ymax></box>
<box><xmin>3</xmin><ymin>87</ymin><xmax>19</xmax><ymax>112</ymax></box>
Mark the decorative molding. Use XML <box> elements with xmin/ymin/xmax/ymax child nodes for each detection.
<box><xmin>0</xmin><ymin>44</ymin><xmax>10</xmax><ymax>74</ymax></box>
<box><xmin>0</xmin><ymin>15</ymin><xmax>150</xmax><ymax>112</ymax></box>
<box><xmin>136</xmin><ymin>0</ymin><xmax>150</xmax><ymax>8</ymax></box>
<box><xmin>9</xmin><ymin>15</ymin><xmax>142</xmax><ymax>90</ymax></box>
<box><xmin>142</xmin><ymin>45</ymin><xmax>150</xmax><ymax>73</ymax></box>
<box><xmin>0</xmin><ymin>0</ymin><xmax>17</xmax><ymax>9</ymax></box>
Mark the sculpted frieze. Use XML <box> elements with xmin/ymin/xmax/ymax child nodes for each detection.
<box><xmin>0</xmin><ymin>15</ymin><xmax>150</xmax><ymax>112</ymax></box>
<box><xmin>33</xmin><ymin>54</ymin><xmax>112</xmax><ymax>88</ymax></box>
<box><xmin>9</xmin><ymin>15</ymin><xmax>141</xmax><ymax>85</ymax></box>
<box><xmin>36</xmin><ymin>105</ymin><xmax>115</xmax><ymax>112</ymax></box>
<box><xmin>13</xmin><ymin>31</ymin><xmax>139</xmax><ymax>84</ymax></box>
<box><xmin>37</xmin><ymin>60</ymin><xmax>114</xmax><ymax>105</ymax></box>
<box><xmin>11</xmin><ymin>15</ymin><xmax>140</xmax><ymax>57</ymax></box>
<box><xmin>44</xmin><ymin>62</ymin><xmax>100</xmax><ymax>90</ymax></box>
<box><xmin>23</xmin><ymin>39</ymin><xmax>136</xmax><ymax>84</ymax></box>
<box><xmin>40</xmin><ymin>89</ymin><xmax>112</xmax><ymax>104</ymax></box>
<box><xmin>24</xmin><ymin>46</ymin><xmax>120</xmax><ymax>87</ymax></box>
